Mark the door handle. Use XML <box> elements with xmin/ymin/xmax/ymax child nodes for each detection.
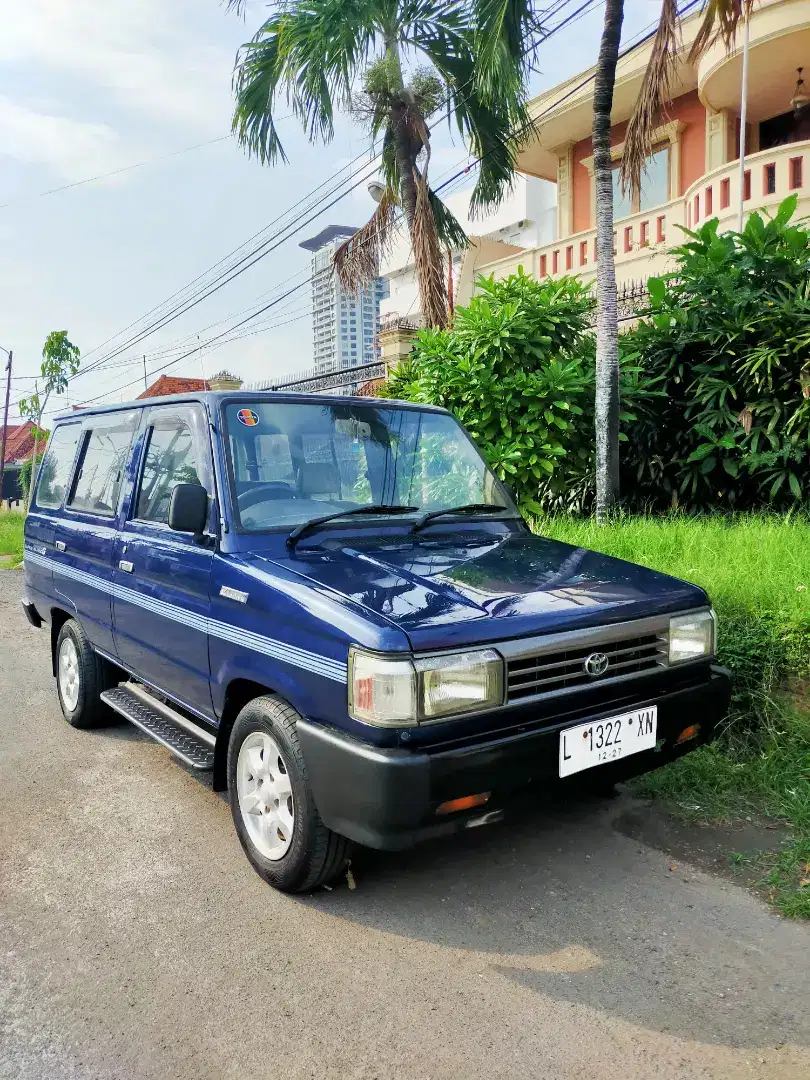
<box><xmin>55</xmin><ymin>540</ymin><xmax>66</xmax><ymax>552</ymax></box>
<box><xmin>119</xmin><ymin>560</ymin><xmax>134</xmax><ymax>574</ymax></box>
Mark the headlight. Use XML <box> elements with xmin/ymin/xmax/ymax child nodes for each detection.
<box><xmin>349</xmin><ymin>647</ymin><xmax>504</xmax><ymax>726</ymax></box>
<box><xmin>668</xmin><ymin>610</ymin><xmax>716</xmax><ymax>664</ymax></box>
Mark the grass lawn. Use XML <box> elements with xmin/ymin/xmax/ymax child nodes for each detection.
<box><xmin>535</xmin><ymin>513</ymin><xmax>810</xmax><ymax>918</ymax></box>
<box><xmin>0</xmin><ymin>508</ymin><xmax>24</xmax><ymax>566</ymax></box>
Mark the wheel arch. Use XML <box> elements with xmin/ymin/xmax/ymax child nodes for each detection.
<box><xmin>213</xmin><ymin>678</ymin><xmax>277</xmax><ymax>792</ymax></box>
<box><xmin>49</xmin><ymin>607</ymin><xmax>74</xmax><ymax>677</ymax></box>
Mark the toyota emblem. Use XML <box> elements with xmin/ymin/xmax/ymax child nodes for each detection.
<box><xmin>584</xmin><ymin>652</ymin><xmax>610</xmax><ymax>677</ymax></box>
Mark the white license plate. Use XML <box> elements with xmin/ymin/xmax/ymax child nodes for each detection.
<box><xmin>559</xmin><ymin>706</ymin><xmax>657</xmax><ymax>778</ymax></box>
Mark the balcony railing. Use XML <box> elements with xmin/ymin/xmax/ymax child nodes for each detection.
<box><xmin>478</xmin><ymin>139</ymin><xmax>810</xmax><ymax>288</ymax></box>
<box><xmin>685</xmin><ymin>141</ymin><xmax>810</xmax><ymax>229</ymax></box>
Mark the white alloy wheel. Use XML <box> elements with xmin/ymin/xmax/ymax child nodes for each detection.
<box><xmin>236</xmin><ymin>731</ymin><xmax>295</xmax><ymax>860</ymax></box>
<box><xmin>58</xmin><ymin>636</ymin><xmax>81</xmax><ymax>712</ymax></box>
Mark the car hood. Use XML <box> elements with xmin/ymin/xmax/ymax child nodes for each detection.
<box><xmin>251</xmin><ymin>528</ymin><xmax>707</xmax><ymax>650</ymax></box>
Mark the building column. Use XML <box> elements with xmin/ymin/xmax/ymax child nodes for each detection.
<box><xmin>554</xmin><ymin>144</ymin><xmax>574</xmax><ymax>239</ymax></box>
<box><xmin>705</xmin><ymin>108</ymin><xmax>730</xmax><ymax>171</ymax></box>
<box><xmin>378</xmin><ymin>323</ymin><xmax>420</xmax><ymax>372</ymax></box>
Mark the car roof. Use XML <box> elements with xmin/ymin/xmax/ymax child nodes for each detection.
<box><xmin>53</xmin><ymin>389</ymin><xmax>449</xmax><ymax>423</ymax></box>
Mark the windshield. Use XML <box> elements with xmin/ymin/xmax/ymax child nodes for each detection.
<box><xmin>223</xmin><ymin>400</ymin><xmax>513</xmax><ymax>532</ymax></box>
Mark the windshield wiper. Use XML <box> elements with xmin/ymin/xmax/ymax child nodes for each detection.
<box><xmin>411</xmin><ymin>503</ymin><xmax>513</xmax><ymax>533</ymax></box>
<box><xmin>287</xmin><ymin>505</ymin><xmax>418</xmax><ymax>548</ymax></box>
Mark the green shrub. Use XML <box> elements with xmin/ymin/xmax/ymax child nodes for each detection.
<box><xmin>383</xmin><ymin>272</ymin><xmax>656</xmax><ymax>513</ymax></box>
<box><xmin>0</xmin><ymin>511</ymin><xmax>24</xmax><ymax>563</ymax></box>
<box><xmin>536</xmin><ymin>512</ymin><xmax>810</xmax><ymax>916</ymax></box>
<box><xmin>622</xmin><ymin>195</ymin><xmax>810</xmax><ymax>510</ymax></box>
<box><xmin>534</xmin><ymin>512</ymin><xmax>810</xmax><ymax>729</ymax></box>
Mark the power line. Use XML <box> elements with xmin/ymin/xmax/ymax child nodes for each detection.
<box><xmin>60</xmin><ymin>0</ymin><xmax>593</xmax><ymax>385</ymax></box>
<box><xmin>71</xmin><ymin>146</ymin><xmax>387</xmax><ymax>376</ymax></box>
<box><xmin>0</xmin><ymin>136</ymin><xmax>235</xmax><ymax>211</ymax></box>
<box><xmin>27</xmin><ymin>0</ymin><xmax>673</xmax><ymax>413</ymax></box>
<box><xmin>0</xmin><ymin>114</ymin><xmax>302</xmax><ymax>211</ymax></box>
<box><xmin>74</xmin><ymin>278</ymin><xmax>313</xmax><ymax>406</ymax></box>
<box><xmin>46</xmin><ymin>0</ymin><xmax>604</xmax><ymax>409</ymax></box>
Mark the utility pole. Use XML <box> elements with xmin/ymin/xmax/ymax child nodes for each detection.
<box><xmin>143</xmin><ymin>354</ymin><xmax>148</xmax><ymax>392</ymax></box>
<box><xmin>0</xmin><ymin>347</ymin><xmax>12</xmax><ymax>504</ymax></box>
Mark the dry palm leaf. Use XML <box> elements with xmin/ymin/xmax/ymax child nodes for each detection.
<box><xmin>689</xmin><ymin>0</ymin><xmax>755</xmax><ymax>64</ymax></box>
<box><xmin>412</xmin><ymin>168</ymin><xmax>448</xmax><ymax>328</ymax></box>
<box><xmin>621</xmin><ymin>0</ymin><xmax>680</xmax><ymax>198</ymax></box>
<box><xmin>334</xmin><ymin>186</ymin><xmax>398</xmax><ymax>293</ymax></box>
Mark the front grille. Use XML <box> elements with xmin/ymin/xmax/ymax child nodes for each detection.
<box><xmin>507</xmin><ymin>633</ymin><xmax>666</xmax><ymax>701</ymax></box>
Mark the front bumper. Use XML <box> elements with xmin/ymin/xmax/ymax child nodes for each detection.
<box><xmin>298</xmin><ymin>666</ymin><xmax>732</xmax><ymax>850</ymax></box>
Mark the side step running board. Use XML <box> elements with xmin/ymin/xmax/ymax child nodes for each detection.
<box><xmin>101</xmin><ymin>683</ymin><xmax>216</xmax><ymax>770</ymax></box>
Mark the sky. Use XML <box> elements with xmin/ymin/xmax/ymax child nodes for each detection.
<box><xmin>0</xmin><ymin>0</ymin><xmax>654</xmax><ymax>424</ymax></box>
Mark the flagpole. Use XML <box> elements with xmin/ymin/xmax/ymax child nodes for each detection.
<box><xmin>737</xmin><ymin>10</ymin><xmax>751</xmax><ymax>231</ymax></box>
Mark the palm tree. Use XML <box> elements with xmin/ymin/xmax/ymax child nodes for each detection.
<box><xmin>591</xmin><ymin>0</ymin><xmax>749</xmax><ymax>519</ymax></box>
<box><xmin>592</xmin><ymin>0</ymin><xmax>625</xmax><ymax>522</ymax></box>
<box><xmin>227</xmin><ymin>0</ymin><xmax>536</xmax><ymax>328</ymax></box>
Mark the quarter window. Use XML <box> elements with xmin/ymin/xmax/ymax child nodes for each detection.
<box><xmin>136</xmin><ymin>409</ymin><xmax>209</xmax><ymax>525</ymax></box>
<box><xmin>34</xmin><ymin>423</ymin><xmax>81</xmax><ymax>509</ymax></box>
<box><xmin>68</xmin><ymin>412</ymin><xmax>138</xmax><ymax>516</ymax></box>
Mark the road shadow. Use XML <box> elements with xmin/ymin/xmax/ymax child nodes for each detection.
<box><xmin>300</xmin><ymin>788</ymin><xmax>810</xmax><ymax>1051</ymax></box>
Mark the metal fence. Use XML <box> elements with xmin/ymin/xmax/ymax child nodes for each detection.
<box><xmin>245</xmin><ymin>359</ymin><xmax>386</xmax><ymax>395</ymax></box>
<box><xmin>248</xmin><ymin>281</ymin><xmax>652</xmax><ymax>395</ymax></box>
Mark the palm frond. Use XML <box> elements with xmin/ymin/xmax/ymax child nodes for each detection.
<box><xmin>689</xmin><ymin>0</ymin><xmax>752</xmax><ymax>64</ymax></box>
<box><xmin>621</xmin><ymin>0</ymin><xmax>679</xmax><ymax>197</ymax></box>
<box><xmin>470</xmin><ymin>0</ymin><xmax>539</xmax><ymax>103</ymax></box>
<box><xmin>416</xmin><ymin>28</ymin><xmax>533</xmax><ymax>214</ymax></box>
<box><xmin>429</xmin><ymin>191</ymin><xmax>469</xmax><ymax>249</ymax></box>
<box><xmin>232</xmin><ymin>0</ymin><xmax>378</xmax><ymax>162</ymax></box>
<box><xmin>334</xmin><ymin>187</ymin><xmax>399</xmax><ymax>293</ymax></box>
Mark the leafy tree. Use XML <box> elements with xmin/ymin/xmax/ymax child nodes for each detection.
<box><xmin>19</xmin><ymin>331</ymin><xmax>80</xmax><ymax>509</ymax></box>
<box><xmin>227</xmin><ymin>0</ymin><xmax>535</xmax><ymax>327</ymax></box>
<box><xmin>622</xmin><ymin>195</ymin><xmax>810</xmax><ymax>509</ymax></box>
<box><xmin>382</xmin><ymin>271</ymin><xmax>655</xmax><ymax>512</ymax></box>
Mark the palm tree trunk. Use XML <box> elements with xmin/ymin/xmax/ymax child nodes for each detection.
<box><xmin>385</xmin><ymin>34</ymin><xmax>446</xmax><ymax>327</ymax></box>
<box><xmin>385</xmin><ymin>36</ymin><xmax>418</xmax><ymax>228</ymax></box>
<box><xmin>592</xmin><ymin>0</ymin><xmax>624</xmax><ymax>523</ymax></box>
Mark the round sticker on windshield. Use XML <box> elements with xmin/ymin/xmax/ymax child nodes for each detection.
<box><xmin>237</xmin><ymin>408</ymin><xmax>259</xmax><ymax>427</ymax></box>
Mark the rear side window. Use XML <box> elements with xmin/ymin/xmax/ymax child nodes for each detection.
<box><xmin>34</xmin><ymin>424</ymin><xmax>81</xmax><ymax>509</ymax></box>
<box><xmin>136</xmin><ymin>407</ymin><xmax>210</xmax><ymax>525</ymax></box>
<box><xmin>68</xmin><ymin>412</ymin><xmax>138</xmax><ymax>516</ymax></box>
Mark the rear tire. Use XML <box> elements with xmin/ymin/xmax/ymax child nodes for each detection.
<box><xmin>55</xmin><ymin>619</ymin><xmax>113</xmax><ymax>729</ymax></box>
<box><xmin>227</xmin><ymin>695</ymin><xmax>350</xmax><ymax>893</ymax></box>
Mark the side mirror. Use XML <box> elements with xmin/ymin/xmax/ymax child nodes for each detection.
<box><xmin>168</xmin><ymin>483</ymin><xmax>209</xmax><ymax>535</ymax></box>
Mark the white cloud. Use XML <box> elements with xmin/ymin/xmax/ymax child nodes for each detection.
<box><xmin>0</xmin><ymin>0</ymin><xmax>236</xmax><ymax>135</ymax></box>
<box><xmin>0</xmin><ymin>97</ymin><xmax>122</xmax><ymax>180</ymax></box>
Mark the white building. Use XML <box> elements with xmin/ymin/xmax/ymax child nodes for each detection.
<box><xmin>378</xmin><ymin>174</ymin><xmax>557</xmax><ymax>320</ymax></box>
<box><xmin>299</xmin><ymin>226</ymin><xmax>389</xmax><ymax>374</ymax></box>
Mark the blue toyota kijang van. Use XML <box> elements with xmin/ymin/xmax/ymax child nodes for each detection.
<box><xmin>23</xmin><ymin>391</ymin><xmax>731</xmax><ymax>892</ymax></box>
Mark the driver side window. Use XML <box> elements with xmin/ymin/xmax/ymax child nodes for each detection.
<box><xmin>135</xmin><ymin>408</ymin><xmax>211</xmax><ymax>525</ymax></box>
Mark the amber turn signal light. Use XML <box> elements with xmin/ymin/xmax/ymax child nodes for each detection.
<box><xmin>676</xmin><ymin>723</ymin><xmax>701</xmax><ymax>744</ymax></box>
<box><xmin>435</xmin><ymin>792</ymin><xmax>491</xmax><ymax>816</ymax></box>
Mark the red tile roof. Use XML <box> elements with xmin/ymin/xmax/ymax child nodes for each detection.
<box><xmin>2</xmin><ymin>421</ymin><xmax>36</xmax><ymax>464</ymax></box>
<box><xmin>355</xmin><ymin>378</ymin><xmax>386</xmax><ymax>398</ymax></box>
<box><xmin>137</xmin><ymin>375</ymin><xmax>208</xmax><ymax>400</ymax></box>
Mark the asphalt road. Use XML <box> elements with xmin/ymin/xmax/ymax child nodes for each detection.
<box><xmin>1</xmin><ymin>572</ymin><xmax>809</xmax><ymax>1080</ymax></box>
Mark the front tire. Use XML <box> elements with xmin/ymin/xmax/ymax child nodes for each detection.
<box><xmin>55</xmin><ymin>619</ymin><xmax>112</xmax><ymax>729</ymax></box>
<box><xmin>227</xmin><ymin>695</ymin><xmax>350</xmax><ymax>893</ymax></box>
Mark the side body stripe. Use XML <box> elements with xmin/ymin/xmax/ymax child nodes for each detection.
<box><xmin>24</xmin><ymin>549</ymin><xmax>348</xmax><ymax>683</ymax></box>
